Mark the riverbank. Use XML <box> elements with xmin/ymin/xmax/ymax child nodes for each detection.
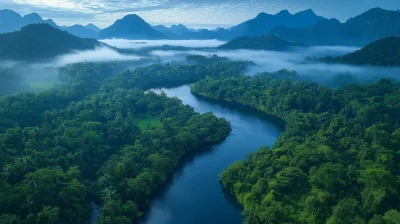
<box><xmin>140</xmin><ymin>85</ymin><xmax>283</xmax><ymax>224</ymax></box>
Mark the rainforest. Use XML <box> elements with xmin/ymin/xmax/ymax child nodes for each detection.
<box><xmin>0</xmin><ymin>2</ymin><xmax>400</xmax><ymax>224</ymax></box>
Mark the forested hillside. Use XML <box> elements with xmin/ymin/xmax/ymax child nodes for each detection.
<box><xmin>0</xmin><ymin>24</ymin><xmax>100</xmax><ymax>61</ymax></box>
<box><xmin>218</xmin><ymin>34</ymin><xmax>304</xmax><ymax>51</ymax></box>
<box><xmin>192</xmin><ymin>72</ymin><xmax>400</xmax><ymax>224</ymax></box>
<box><xmin>0</xmin><ymin>55</ymin><xmax>245</xmax><ymax>223</ymax></box>
<box><xmin>271</xmin><ymin>8</ymin><xmax>400</xmax><ymax>46</ymax></box>
<box><xmin>325</xmin><ymin>36</ymin><xmax>400</xmax><ymax>66</ymax></box>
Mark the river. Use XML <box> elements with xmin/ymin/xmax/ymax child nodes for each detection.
<box><xmin>139</xmin><ymin>84</ymin><xmax>283</xmax><ymax>224</ymax></box>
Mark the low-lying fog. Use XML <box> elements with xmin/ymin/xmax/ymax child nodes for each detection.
<box><xmin>53</xmin><ymin>47</ymin><xmax>142</xmax><ymax>66</ymax></box>
<box><xmin>1</xmin><ymin>39</ymin><xmax>399</xmax><ymax>97</ymax></box>
<box><xmin>150</xmin><ymin>46</ymin><xmax>400</xmax><ymax>84</ymax></box>
<box><xmin>101</xmin><ymin>39</ymin><xmax>226</xmax><ymax>49</ymax></box>
<box><xmin>0</xmin><ymin>47</ymin><xmax>144</xmax><ymax>96</ymax></box>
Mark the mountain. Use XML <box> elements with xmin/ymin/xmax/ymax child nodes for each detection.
<box><xmin>229</xmin><ymin>9</ymin><xmax>326</xmax><ymax>38</ymax></box>
<box><xmin>181</xmin><ymin>28</ymin><xmax>231</xmax><ymax>40</ymax></box>
<box><xmin>0</xmin><ymin>9</ymin><xmax>21</xmax><ymax>24</ymax></box>
<box><xmin>154</xmin><ymin>24</ymin><xmax>231</xmax><ymax>40</ymax></box>
<box><xmin>271</xmin><ymin>8</ymin><xmax>400</xmax><ymax>46</ymax></box>
<box><xmin>153</xmin><ymin>24</ymin><xmax>195</xmax><ymax>38</ymax></box>
<box><xmin>85</xmin><ymin>23</ymin><xmax>101</xmax><ymax>32</ymax></box>
<box><xmin>0</xmin><ymin>9</ymin><xmax>59</xmax><ymax>33</ymax></box>
<box><xmin>99</xmin><ymin>14</ymin><xmax>167</xmax><ymax>39</ymax></box>
<box><xmin>0</xmin><ymin>24</ymin><xmax>101</xmax><ymax>61</ymax></box>
<box><xmin>218</xmin><ymin>34</ymin><xmax>304</xmax><ymax>51</ymax></box>
<box><xmin>325</xmin><ymin>36</ymin><xmax>400</xmax><ymax>66</ymax></box>
<box><xmin>64</xmin><ymin>24</ymin><xmax>99</xmax><ymax>38</ymax></box>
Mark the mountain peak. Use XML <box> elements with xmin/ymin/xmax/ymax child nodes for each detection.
<box><xmin>85</xmin><ymin>23</ymin><xmax>100</xmax><ymax>32</ymax></box>
<box><xmin>0</xmin><ymin>9</ymin><xmax>20</xmax><ymax>16</ymax></box>
<box><xmin>349</xmin><ymin>7</ymin><xmax>398</xmax><ymax>23</ymax></box>
<box><xmin>366</xmin><ymin>7</ymin><xmax>385</xmax><ymax>12</ymax></box>
<box><xmin>24</xmin><ymin>13</ymin><xmax>42</xmax><ymax>19</ymax></box>
<box><xmin>71</xmin><ymin>24</ymin><xmax>85</xmax><ymax>28</ymax></box>
<box><xmin>99</xmin><ymin>13</ymin><xmax>166</xmax><ymax>39</ymax></box>
<box><xmin>120</xmin><ymin>14</ymin><xmax>144</xmax><ymax>22</ymax></box>
<box><xmin>255</xmin><ymin>12</ymin><xmax>271</xmax><ymax>18</ymax></box>
<box><xmin>231</xmin><ymin>8</ymin><xmax>325</xmax><ymax>38</ymax></box>
<box><xmin>176</xmin><ymin>24</ymin><xmax>187</xmax><ymax>28</ymax></box>
<box><xmin>277</xmin><ymin>10</ymin><xmax>291</xmax><ymax>16</ymax></box>
<box><xmin>296</xmin><ymin>9</ymin><xmax>316</xmax><ymax>16</ymax></box>
<box><xmin>0</xmin><ymin>9</ymin><xmax>22</xmax><ymax>22</ymax></box>
<box><xmin>45</xmin><ymin>19</ymin><xmax>58</xmax><ymax>28</ymax></box>
<box><xmin>23</xmin><ymin>13</ymin><xmax>43</xmax><ymax>23</ymax></box>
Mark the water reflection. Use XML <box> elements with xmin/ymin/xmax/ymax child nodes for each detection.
<box><xmin>140</xmin><ymin>85</ymin><xmax>283</xmax><ymax>224</ymax></box>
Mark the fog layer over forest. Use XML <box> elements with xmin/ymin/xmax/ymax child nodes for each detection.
<box><xmin>2</xmin><ymin>39</ymin><xmax>400</xmax><ymax>96</ymax></box>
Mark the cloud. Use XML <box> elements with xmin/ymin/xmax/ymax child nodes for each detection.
<box><xmin>102</xmin><ymin>39</ymin><xmax>226</xmax><ymax>49</ymax></box>
<box><xmin>52</xmin><ymin>47</ymin><xmax>141</xmax><ymax>66</ymax></box>
<box><xmin>148</xmin><ymin>47</ymin><xmax>400</xmax><ymax>83</ymax></box>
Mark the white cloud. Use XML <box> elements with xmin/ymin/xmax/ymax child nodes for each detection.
<box><xmin>102</xmin><ymin>39</ymin><xmax>226</xmax><ymax>49</ymax></box>
<box><xmin>52</xmin><ymin>47</ymin><xmax>141</xmax><ymax>66</ymax></box>
<box><xmin>147</xmin><ymin>47</ymin><xmax>400</xmax><ymax>82</ymax></box>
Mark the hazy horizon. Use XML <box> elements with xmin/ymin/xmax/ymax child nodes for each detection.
<box><xmin>1</xmin><ymin>0</ymin><xmax>399</xmax><ymax>29</ymax></box>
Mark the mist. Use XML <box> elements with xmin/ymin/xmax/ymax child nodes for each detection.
<box><xmin>1</xmin><ymin>40</ymin><xmax>397</xmax><ymax>97</ymax></box>
<box><xmin>149</xmin><ymin>46</ymin><xmax>400</xmax><ymax>85</ymax></box>
<box><xmin>101</xmin><ymin>39</ymin><xmax>226</xmax><ymax>49</ymax></box>
<box><xmin>52</xmin><ymin>47</ymin><xmax>142</xmax><ymax>67</ymax></box>
<box><xmin>0</xmin><ymin>47</ymin><xmax>146</xmax><ymax>96</ymax></box>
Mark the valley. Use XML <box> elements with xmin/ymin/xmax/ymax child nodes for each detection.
<box><xmin>0</xmin><ymin>3</ymin><xmax>400</xmax><ymax>224</ymax></box>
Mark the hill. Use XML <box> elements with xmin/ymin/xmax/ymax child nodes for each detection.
<box><xmin>0</xmin><ymin>9</ymin><xmax>59</xmax><ymax>33</ymax></box>
<box><xmin>218</xmin><ymin>34</ymin><xmax>304</xmax><ymax>51</ymax></box>
<box><xmin>64</xmin><ymin>24</ymin><xmax>99</xmax><ymax>38</ymax></box>
<box><xmin>325</xmin><ymin>36</ymin><xmax>400</xmax><ymax>66</ymax></box>
<box><xmin>152</xmin><ymin>9</ymin><xmax>325</xmax><ymax>40</ymax></box>
<box><xmin>271</xmin><ymin>8</ymin><xmax>400</xmax><ymax>46</ymax></box>
<box><xmin>99</xmin><ymin>14</ymin><xmax>166</xmax><ymax>39</ymax></box>
<box><xmin>153</xmin><ymin>24</ymin><xmax>193</xmax><ymax>38</ymax></box>
<box><xmin>85</xmin><ymin>23</ymin><xmax>101</xmax><ymax>32</ymax></box>
<box><xmin>0</xmin><ymin>24</ymin><xmax>101</xmax><ymax>61</ymax></box>
<box><xmin>229</xmin><ymin>9</ymin><xmax>326</xmax><ymax>38</ymax></box>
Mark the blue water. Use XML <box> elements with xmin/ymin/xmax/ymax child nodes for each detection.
<box><xmin>140</xmin><ymin>85</ymin><xmax>283</xmax><ymax>224</ymax></box>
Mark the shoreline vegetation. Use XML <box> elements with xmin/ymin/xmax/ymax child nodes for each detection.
<box><xmin>1</xmin><ymin>52</ymin><xmax>399</xmax><ymax>224</ymax></box>
<box><xmin>191</xmin><ymin>72</ymin><xmax>400</xmax><ymax>223</ymax></box>
<box><xmin>0</xmin><ymin>56</ymin><xmax>240</xmax><ymax>223</ymax></box>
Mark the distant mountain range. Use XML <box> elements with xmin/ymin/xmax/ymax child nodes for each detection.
<box><xmin>151</xmin><ymin>9</ymin><xmax>325</xmax><ymax>40</ymax></box>
<box><xmin>324</xmin><ymin>36</ymin><xmax>400</xmax><ymax>66</ymax></box>
<box><xmin>64</xmin><ymin>25</ymin><xmax>99</xmax><ymax>38</ymax></box>
<box><xmin>0</xmin><ymin>9</ymin><xmax>100</xmax><ymax>39</ymax></box>
<box><xmin>0</xmin><ymin>8</ymin><xmax>399</xmax><ymax>46</ymax></box>
<box><xmin>229</xmin><ymin>9</ymin><xmax>326</xmax><ymax>38</ymax></box>
<box><xmin>271</xmin><ymin>8</ymin><xmax>400</xmax><ymax>46</ymax></box>
<box><xmin>0</xmin><ymin>9</ymin><xmax>57</xmax><ymax>33</ymax></box>
<box><xmin>0</xmin><ymin>24</ymin><xmax>101</xmax><ymax>61</ymax></box>
<box><xmin>218</xmin><ymin>34</ymin><xmax>304</xmax><ymax>51</ymax></box>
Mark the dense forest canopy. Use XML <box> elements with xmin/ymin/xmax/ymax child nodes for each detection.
<box><xmin>323</xmin><ymin>36</ymin><xmax>400</xmax><ymax>66</ymax></box>
<box><xmin>191</xmin><ymin>71</ymin><xmax>400</xmax><ymax>224</ymax></box>
<box><xmin>0</xmin><ymin>6</ymin><xmax>400</xmax><ymax>222</ymax></box>
<box><xmin>0</xmin><ymin>24</ymin><xmax>100</xmax><ymax>61</ymax></box>
<box><xmin>0</xmin><ymin>55</ymin><xmax>246</xmax><ymax>223</ymax></box>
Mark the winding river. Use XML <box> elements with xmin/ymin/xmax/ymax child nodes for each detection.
<box><xmin>139</xmin><ymin>85</ymin><xmax>283</xmax><ymax>224</ymax></box>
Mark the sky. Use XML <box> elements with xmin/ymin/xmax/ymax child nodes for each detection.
<box><xmin>0</xmin><ymin>0</ymin><xmax>399</xmax><ymax>29</ymax></box>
